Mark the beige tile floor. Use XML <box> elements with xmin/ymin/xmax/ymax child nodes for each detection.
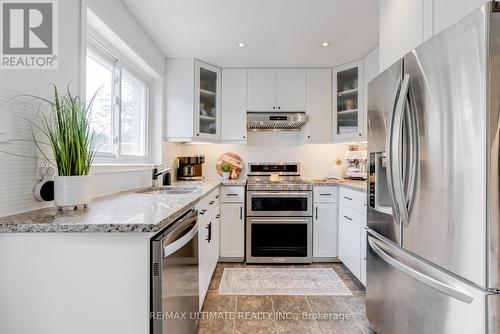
<box><xmin>198</xmin><ymin>262</ymin><xmax>375</xmax><ymax>334</ymax></box>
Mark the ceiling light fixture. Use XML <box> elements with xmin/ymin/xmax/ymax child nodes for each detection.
<box><xmin>237</xmin><ymin>42</ymin><xmax>246</xmax><ymax>48</ymax></box>
<box><xmin>321</xmin><ymin>42</ymin><xmax>330</xmax><ymax>47</ymax></box>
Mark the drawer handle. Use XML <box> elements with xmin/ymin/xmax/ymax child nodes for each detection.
<box><xmin>240</xmin><ymin>207</ymin><xmax>243</xmax><ymax>220</ymax></box>
<box><xmin>343</xmin><ymin>215</ymin><xmax>352</xmax><ymax>221</ymax></box>
<box><xmin>227</xmin><ymin>193</ymin><xmax>238</xmax><ymax>196</ymax></box>
<box><xmin>209</xmin><ymin>200</ymin><xmax>215</xmax><ymax>205</ymax></box>
<box><xmin>320</xmin><ymin>193</ymin><xmax>332</xmax><ymax>196</ymax></box>
<box><xmin>343</xmin><ymin>196</ymin><xmax>353</xmax><ymax>201</ymax></box>
<box><xmin>206</xmin><ymin>222</ymin><xmax>212</xmax><ymax>242</ymax></box>
<box><xmin>199</xmin><ymin>209</ymin><xmax>208</xmax><ymax>215</ymax></box>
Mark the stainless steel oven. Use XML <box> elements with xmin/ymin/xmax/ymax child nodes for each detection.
<box><xmin>246</xmin><ymin>216</ymin><xmax>312</xmax><ymax>263</ymax></box>
<box><xmin>246</xmin><ymin>190</ymin><xmax>312</xmax><ymax>217</ymax></box>
<box><xmin>245</xmin><ymin>162</ymin><xmax>313</xmax><ymax>264</ymax></box>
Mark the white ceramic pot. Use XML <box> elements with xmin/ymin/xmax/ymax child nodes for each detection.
<box><xmin>54</xmin><ymin>175</ymin><xmax>92</xmax><ymax>209</ymax></box>
<box><xmin>222</xmin><ymin>172</ymin><xmax>230</xmax><ymax>180</ymax></box>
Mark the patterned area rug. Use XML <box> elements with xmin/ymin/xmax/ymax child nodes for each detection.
<box><xmin>218</xmin><ymin>268</ymin><xmax>352</xmax><ymax>296</ymax></box>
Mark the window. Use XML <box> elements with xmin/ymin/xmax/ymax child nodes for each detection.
<box><xmin>85</xmin><ymin>37</ymin><xmax>149</xmax><ymax>161</ymax></box>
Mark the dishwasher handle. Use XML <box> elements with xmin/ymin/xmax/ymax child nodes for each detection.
<box><xmin>162</xmin><ymin>212</ymin><xmax>198</xmax><ymax>258</ymax></box>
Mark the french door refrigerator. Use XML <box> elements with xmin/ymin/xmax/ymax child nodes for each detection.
<box><xmin>366</xmin><ymin>2</ymin><xmax>500</xmax><ymax>334</ymax></box>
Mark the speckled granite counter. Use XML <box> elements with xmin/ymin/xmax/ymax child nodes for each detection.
<box><xmin>0</xmin><ymin>179</ymin><xmax>223</xmax><ymax>233</ymax></box>
<box><xmin>311</xmin><ymin>178</ymin><xmax>367</xmax><ymax>192</ymax></box>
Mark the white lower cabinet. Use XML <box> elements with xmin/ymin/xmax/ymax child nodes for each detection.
<box><xmin>313</xmin><ymin>186</ymin><xmax>338</xmax><ymax>260</ymax></box>
<box><xmin>197</xmin><ymin>188</ymin><xmax>220</xmax><ymax>310</ymax></box>
<box><xmin>338</xmin><ymin>205</ymin><xmax>361</xmax><ymax>278</ymax></box>
<box><xmin>220</xmin><ymin>203</ymin><xmax>244</xmax><ymax>260</ymax></box>
<box><xmin>338</xmin><ymin>187</ymin><xmax>367</xmax><ymax>285</ymax></box>
<box><xmin>219</xmin><ymin>186</ymin><xmax>245</xmax><ymax>261</ymax></box>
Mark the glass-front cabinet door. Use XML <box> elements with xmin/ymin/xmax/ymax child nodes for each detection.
<box><xmin>195</xmin><ymin>60</ymin><xmax>221</xmax><ymax>140</ymax></box>
<box><xmin>333</xmin><ymin>60</ymin><xmax>364</xmax><ymax>142</ymax></box>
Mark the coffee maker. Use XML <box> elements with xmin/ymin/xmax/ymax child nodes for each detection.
<box><xmin>344</xmin><ymin>147</ymin><xmax>368</xmax><ymax>180</ymax></box>
<box><xmin>176</xmin><ymin>156</ymin><xmax>205</xmax><ymax>180</ymax></box>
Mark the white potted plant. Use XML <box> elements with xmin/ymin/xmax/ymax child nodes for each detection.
<box><xmin>33</xmin><ymin>85</ymin><xmax>98</xmax><ymax>210</ymax></box>
<box><xmin>220</xmin><ymin>164</ymin><xmax>232</xmax><ymax>180</ymax></box>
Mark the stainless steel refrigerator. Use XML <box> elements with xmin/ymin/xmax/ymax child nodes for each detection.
<box><xmin>366</xmin><ymin>2</ymin><xmax>500</xmax><ymax>333</ymax></box>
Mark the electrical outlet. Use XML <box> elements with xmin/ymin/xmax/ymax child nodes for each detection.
<box><xmin>36</xmin><ymin>158</ymin><xmax>51</xmax><ymax>180</ymax></box>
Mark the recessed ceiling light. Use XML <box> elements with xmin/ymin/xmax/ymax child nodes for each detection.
<box><xmin>321</xmin><ymin>42</ymin><xmax>330</xmax><ymax>47</ymax></box>
<box><xmin>237</xmin><ymin>42</ymin><xmax>246</xmax><ymax>48</ymax></box>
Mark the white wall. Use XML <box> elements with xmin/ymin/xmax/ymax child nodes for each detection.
<box><xmin>0</xmin><ymin>0</ymin><xmax>166</xmax><ymax>216</ymax></box>
<box><xmin>176</xmin><ymin>143</ymin><xmax>357</xmax><ymax>180</ymax></box>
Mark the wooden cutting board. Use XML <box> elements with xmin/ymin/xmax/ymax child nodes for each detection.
<box><xmin>216</xmin><ymin>152</ymin><xmax>244</xmax><ymax>178</ymax></box>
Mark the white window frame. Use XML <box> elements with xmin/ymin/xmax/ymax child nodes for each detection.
<box><xmin>86</xmin><ymin>30</ymin><xmax>151</xmax><ymax>164</ymax></box>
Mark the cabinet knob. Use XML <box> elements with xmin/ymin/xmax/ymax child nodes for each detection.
<box><xmin>272</xmin><ymin>107</ymin><xmax>276</xmax><ymax>110</ymax></box>
<box><xmin>278</xmin><ymin>106</ymin><xmax>281</xmax><ymax>109</ymax></box>
<box><xmin>243</xmin><ymin>136</ymin><xmax>246</xmax><ymax>139</ymax></box>
<box><xmin>196</xmin><ymin>133</ymin><xmax>200</xmax><ymax>136</ymax></box>
<box><xmin>307</xmin><ymin>135</ymin><xmax>311</xmax><ymax>139</ymax></box>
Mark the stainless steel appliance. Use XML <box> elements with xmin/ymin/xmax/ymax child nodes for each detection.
<box><xmin>247</xmin><ymin>112</ymin><xmax>309</xmax><ymax>131</ymax></box>
<box><xmin>151</xmin><ymin>209</ymin><xmax>199</xmax><ymax>334</ymax></box>
<box><xmin>246</xmin><ymin>162</ymin><xmax>313</xmax><ymax>263</ymax></box>
<box><xmin>366</xmin><ymin>3</ymin><xmax>500</xmax><ymax>333</ymax></box>
<box><xmin>176</xmin><ymin>156</ymin><xmax>205</xmax><ymax>181</ymax></box>
<box><xmin>344</xmin><ymin>148</ymin><xmax>367</xmax><ymax>180</ymax></box>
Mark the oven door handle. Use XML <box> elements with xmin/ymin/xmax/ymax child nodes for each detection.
<box><xmin>250</xmin><ymin>192</ymin><xmax>311</xmax><ymax>197</ymax></box>
<box><xmin>250</xmin><ymin>219</ymin><xmax>310</xmax><ymax>223</ymax></box>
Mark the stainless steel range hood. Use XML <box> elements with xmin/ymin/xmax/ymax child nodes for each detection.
<box><xmin>247</xmin><ymin>112</ymin><xmax>309</xmax><ymax>131</ymax></box>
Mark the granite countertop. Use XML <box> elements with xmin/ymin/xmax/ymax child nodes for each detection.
<box><xmin>0</xmin><ymin>179</ymin><xmax>223</xmax><ymax>233</ymax></box>
<box><xmin>310</xmin><ymin>178</ymin><xmax>367</xmax><ymax>192</ymax></box>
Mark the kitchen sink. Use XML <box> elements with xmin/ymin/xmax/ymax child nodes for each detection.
<box><xmin>137</xmin><ymin>186</ymin><xmax>202</xmax><ymax>195</ymax></box>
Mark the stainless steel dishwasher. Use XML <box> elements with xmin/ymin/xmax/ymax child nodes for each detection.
<box><xmin>151</xmin><ymin>209</ymin><xmax>199</xmax><ymax>334</ymax></box>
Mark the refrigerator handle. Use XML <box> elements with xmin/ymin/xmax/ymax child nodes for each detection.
<box><xmin>390</xmin><ymin>74</ymin><xmax>411</xmax><ymax>226</ymax></box>
<box><xmin>386</xmin><ymin>78</ymin><xmax>402</xmax><ymax>225</ymax></box>
<box><xmin>368</xmin><ymin>235</ymin><xmax>474</xmax><ymax>304</ymax></box>
<box><xmin>403</xmin><ymin>82</ymin><xmax>420</xmax><ymax>224</ymax></box>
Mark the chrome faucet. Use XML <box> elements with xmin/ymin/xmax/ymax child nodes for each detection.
<box><xmin>152</xmin><ymin>162</ymin><xmax>171</xmax><ymax>188</ymax></box>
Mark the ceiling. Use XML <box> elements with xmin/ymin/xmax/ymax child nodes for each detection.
<box><xmin>122</xmin><ymin>0</ymin><xmax>379</xmax><ymax>68</ymax></box>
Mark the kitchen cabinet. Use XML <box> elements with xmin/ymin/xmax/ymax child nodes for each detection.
<box><xmin>433</xmin><ymin>0</ymin><xmax>486</xmax><ymax>35</ymax></box>
<box><xmin>196</xmin><ymin>188</ymin><xmax>220</xmax><ymax>309</ymax></box>
<box><xmin>247</xmin><ymin>68</ymin><xmax>306</xmax><ymax>112</ymax></box>
<box><xmin>379</xmin><ymin>0</ymin><xmax>426</xmax><ymax>71</ymax></box>
<box><xmin>221</xmin><ymin>69</ymin><xmax>247</xmax><ymax>141</ymax></box>
<box><xmin>165</xmin><ymin>58</ymin><xmax>221</xmax><ymax>142</ymax></box>
<box><xmin>219</xmin><ymin>186</ymin><xmax>245</xmax><ymax>261</ymax></box>
<box><xmin>333</xmin><ymin>60</ymin><xmax>364</xmax><ymax>142</ymax></box>
<box><xmin>338</xmin><ymin>186</ymin><xmax>367</xmax><ymax>284</ymax></box>
<box><xmin>304</xmin><ymin>68</ymin><xmax>332</xmax><ymax>143</ymax></box>
<box><xmin>313</xmin><ymin>186</ymin><xmax>338</xmax><ymax>260</ymax></box>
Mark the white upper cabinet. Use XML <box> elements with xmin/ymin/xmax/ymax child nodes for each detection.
<box><xmin>378</xmin><ymin>0</ymin><xmax>486</xmax><ymax>71</ymax></box>
<box><xmin>304</xmin><ymin>68</ymin><xmax>332</xmax><ymax>143</ymax></box>
<box><xmin>222</xmin><ymin>69</ymin><xmax>247</xmax><ymax>141</ymax></box>
<box><xmin>247</xmin><ymin>68</ymin><xmax>306</xmax><ymax>112</ymax></box>
<box><xmin>195</xmin><ymin>60</ymin><xmax>221</xmax><ymax>141</ymax></box>
<box><xmin>433</xmin><ymin>0</ymin><xmax>487</xmax><ymax>35</ymax></box>
<box><xmin>247</xmin><ymin>69</ymin><xmax>277</xmax><ymax>111</ymax></box>
<box><xmin>379</xmin><ymin>0</ymin><xmax>425</xmax><ymax>71</ymax></box>
<box><xmin>332</xmin><ymin>60</ymin><xmax>364</xmax><ymax>143</ymax></box>
<box><xmin>276</xmin><ymin>69</ymin><xmax>306</xmax><ymax>111</ymax></box>
<box><xmin>165</xmin><ymin>58</ymin><xmax>221</xmax><ymax>142</ymax></box>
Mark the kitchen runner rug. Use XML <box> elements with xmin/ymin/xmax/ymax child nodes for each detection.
<box><xmin>218</xmin><ymin>268</ymin><xmax>352</xmax><ymax>296</ymax></box>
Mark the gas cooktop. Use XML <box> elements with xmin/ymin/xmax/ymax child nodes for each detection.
<box><xmin>246</xmin><ymin>162</ymin><xmax>312</xmax><ymax>191</ymax></box>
